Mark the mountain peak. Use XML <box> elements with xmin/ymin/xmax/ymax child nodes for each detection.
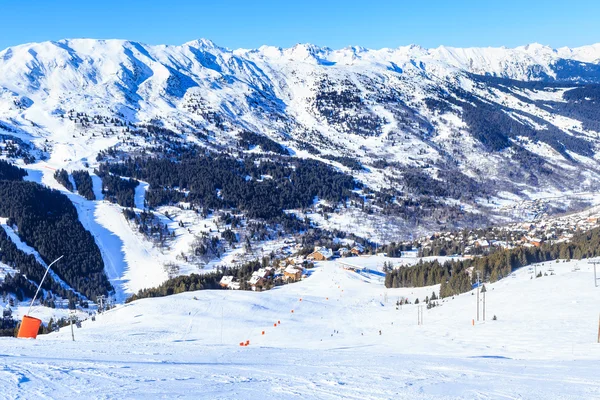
<box><xmin>183</xmin><ymin>38</ymin><xmax>223</xmax><ymax>51</ymax></box>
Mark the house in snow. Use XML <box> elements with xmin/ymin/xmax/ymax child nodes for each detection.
<box><xmin>350</xmin><ymin>244</ymin><xmax>365</xmax><ymax>256</ymax></box>
<box><xmin>248</xmin><ymin>274</ymin><xmax>264</xmax><ymax>290</ymax></box>
<box><xmin>219</xmin><ymin>276</ymin><xmax>235</xmax><ymax>288</ymax></box>
<box><xmin>475</xmin><ymin>239</ymin><xmax>490</xmax><ymax>249</ymax></box>
<box><xmin>307</xmin><ymin>247</ymin><xmax>333</xmax><ymax>261</ymax></box>
<box><xmin>523</xmin><ymin>236</ymin><xmax>543</xmax><ymax>247</ymax></box>
<box><xmin>284</xmin><ymin>265</ymin><xmax>303</xmax><ymax>281</ymax></box>
<box><xmin>254</xmin><ymin>268</ymin><xmax>272</xmax><ymax>279</ymax></box>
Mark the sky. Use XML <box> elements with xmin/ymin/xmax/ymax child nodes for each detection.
<box><xmin>1</xmin><ymin>0</ymin><xmax>599</xmax><ymax>51</ymax></box>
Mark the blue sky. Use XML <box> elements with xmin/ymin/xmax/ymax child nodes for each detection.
<box><xmin>1</xmin><ymin>0</ymin><xmax>599</xmax><ymax>51</ymax></box>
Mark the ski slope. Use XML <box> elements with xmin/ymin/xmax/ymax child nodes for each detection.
<box><xmin>2</xmin><ymin>258</ymin><xmax>600</xmax><ymax>398</ymax></box>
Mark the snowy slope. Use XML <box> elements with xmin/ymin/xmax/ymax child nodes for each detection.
<box><xmin>2</xmin><ymin>38</ymin><xmax>600</xmax><ymax>298</ymax></box>
<box><xmin>0</xmin><ymin>38</ymin><xmax>599</xmax><ymax>194</ymax></box>
<box><xmin>0</xmin><ymin>218</ymin><xmax>86</xmax><ymax>300</ymax></box>
<box><xmin>1</xmin><ymin>258</ymin><xmax>599</xmax><ymax>398</ymax></box>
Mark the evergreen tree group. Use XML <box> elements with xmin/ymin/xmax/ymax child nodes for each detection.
<box><xmin>385</xmin><ymin>225</ymin><xmax>600</xmax><ymax>298</ymax></box>
<box><xmin>0</xmin><ymin>163</ymin><xmax>111</xmax><ymax>300</ymax></box>
<box><xmin>72</xmin><ymin>170</ymin><xmax>95</xmax><ymax>200</ymax></box>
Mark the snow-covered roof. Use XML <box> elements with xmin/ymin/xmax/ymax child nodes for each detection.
<box><xmin>254</xmin><ymin>268</ymin><xmax>270</xmax><ymax>278</ymax></box>
<box><xmin>313</xmin><ymin>247</ymin><xmax>333</xmax><ymax>259</ymax></box>
<box><xmin>220</xmin><ymin>276</ymin><xmax>234</xmax><ymax>286</ymax></box>
<box><xmin>284</xmin><ymin>266</ymin><xmax>301</xmax><ymax>274</ymax></box>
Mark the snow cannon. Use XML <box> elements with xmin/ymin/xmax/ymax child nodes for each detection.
<box><xmin>17</xmin><ymin>315</ymin><xmax>42</xmax><ymax>339</ymax></box>
<box><xmin>17</xmin><ymin>255</ymin><xmax>64</xmax><ymax>340</ymax></box>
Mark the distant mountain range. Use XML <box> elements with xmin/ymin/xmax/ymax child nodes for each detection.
<box><xmin>1</xmin><ymin>38</ymin><xmax>600</xmax><ymax>238</ymax></box>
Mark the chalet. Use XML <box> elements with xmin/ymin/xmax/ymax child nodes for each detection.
<box><xmin>219</xmin><ymin>276</ymin><xmax>235</xmax><ymax>288</ymax></box>
<box><xmin>350</xmin><ymin>244</ymin><xmax>365</xmax><ymax>256</ymax></box>
<box><xmin>491</xmin><ymin>240</ymin><xmax>509</xmax><ymax>249</ymax></box>
<box><xmin>475</xmin><ymin>239</ymin><xmax>490</xmax><ymax>248</ymax></box>
<box><xmin>286</xmin><ymin>256</ymin><xmax>305</xmax><ymax>265</ymax></box>
<box><xmin>254</xmin><ymin>268</ymin><xmax>271</xmax><ymax>279</ymax></box>
<box><xmin>307</xmin><ymin>247</ymin><xmax>333</xmax><ymax>261</ymax></box>
<box><xmin>523</xmin><ymin>235</ymin><xmax>543</xmax><ymax>247</ymax></box>
<box><xmin>284</xmin><ymin>265</ymin><xmax>303</xmax><ymax>281</ymax></box>
<box><xmin>248</xmin><ymin>274</ymin><xmax>264</xmax><ymax>289</ymax></box>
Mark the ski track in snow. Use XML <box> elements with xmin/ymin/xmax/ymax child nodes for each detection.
<box><xmin>23</xmin><ymin>164</ymin><xmax>168</xmax><ymax>302</ymax></box>
<box><xmin>1</xmin><ymin>346</ymin><xmax>598</xmax><ymax>399</ymax></box>
<box><xmin>2</xmin><ymin>259</ymin><xmax>600</xmax><ymax>399</ymax></box>
<box><xmin>0</xmin><ymin>219</ymin><xmax>86</xmax><ymax>300</ymax></box>
<box><xmin>134</xmin><ymin>181</ymin><xmax>148</xmax><ymax>211</ymax></box>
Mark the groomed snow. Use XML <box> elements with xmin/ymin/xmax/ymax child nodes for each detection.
<box><xmin>2</xmin><ymin>258</ymin><xmax>599</xmax><ymax>398</ymax></box>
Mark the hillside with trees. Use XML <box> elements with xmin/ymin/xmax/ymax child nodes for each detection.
<box><xmin>0</xmin><ymin>163</ymin><xmax>112</xmax><ymax>300</ymax></box>
<box><xmin>385</xmin><ymin>225</ymin><xmax>600</xmax><ymax>297</ymax></box>
<box><xmin>100</xmin><ymin>147</ymin><xmax>359</xmax><ymax>222</ymax></box>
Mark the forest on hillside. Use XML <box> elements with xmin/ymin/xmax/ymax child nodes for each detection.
<box><xmin>98</xmin><ymin>147</ymin><xmax>359</xmax><ymax>221</ymax></box>
<box><xmin>385</xmin><ymin>225</ymin><xmax>600</xmax><ymax>297</ymax></box>
<box><xmin>0</xmin><ymin>162</ymin><xmax>111</xmax><ymax>300</ymax></box>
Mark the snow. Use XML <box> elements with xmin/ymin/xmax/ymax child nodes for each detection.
<box><xmin>21</xmin><ymin>162</ymin><xmax>171</xmax><ymax>301</ymax></box>
<box><xmin>1</xmin><ymin>38</ymin><xmax>600</xmax><ymax>395</ymax></box>
<box><xmin>134</xmin><ymin>181</ymin><xmax>149</xmax><ymax>210</ymax></box>
<box><xmin>2</xmin><ymin>258</ymin><xmax>600</xmax><ymax>398</ymax></box>
<box><xmin>0</xmin><ymin>218</ymin><xmax>85</xmax><ymax>299</ymax></box>
<box><xmin>1</xmin><ymin>37</ymin><xmax>599</xmax><ymax>247</ymax></box>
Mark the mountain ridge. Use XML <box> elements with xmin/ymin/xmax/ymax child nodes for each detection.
<box><xmin>1</xmin><ymin>37</ymin><xmax>600</xmax><ymax>241</ymax></box>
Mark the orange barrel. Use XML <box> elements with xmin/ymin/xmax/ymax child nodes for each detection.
<box><xmin>274</xmin><ymin>323</ymin><xmax>277</xmax><ymax>327</ymax></box>
<box><xmin>17</xmin><ymin>315</ymin><xmax>42</xmax><ymax>339</ymax></box>
<box><xmin>262</xmin><ymin>331</ymin><xmax>265</xmax><ymax>335</ymax></box>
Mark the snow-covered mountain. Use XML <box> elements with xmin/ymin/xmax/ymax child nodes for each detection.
<box><xmin>1</xmin><ymin>39</ymin><xmax>599</xmax><ymax>195</ymax></box>
<box><xmin>3</xmin><ymin>39</ymin><xmax>600</xmax><ymax>397</ymax></box>
<box><xmin>2</xmin><ymin>38</ymin><xmax>600</xmax><ymax>297</ymax></box>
